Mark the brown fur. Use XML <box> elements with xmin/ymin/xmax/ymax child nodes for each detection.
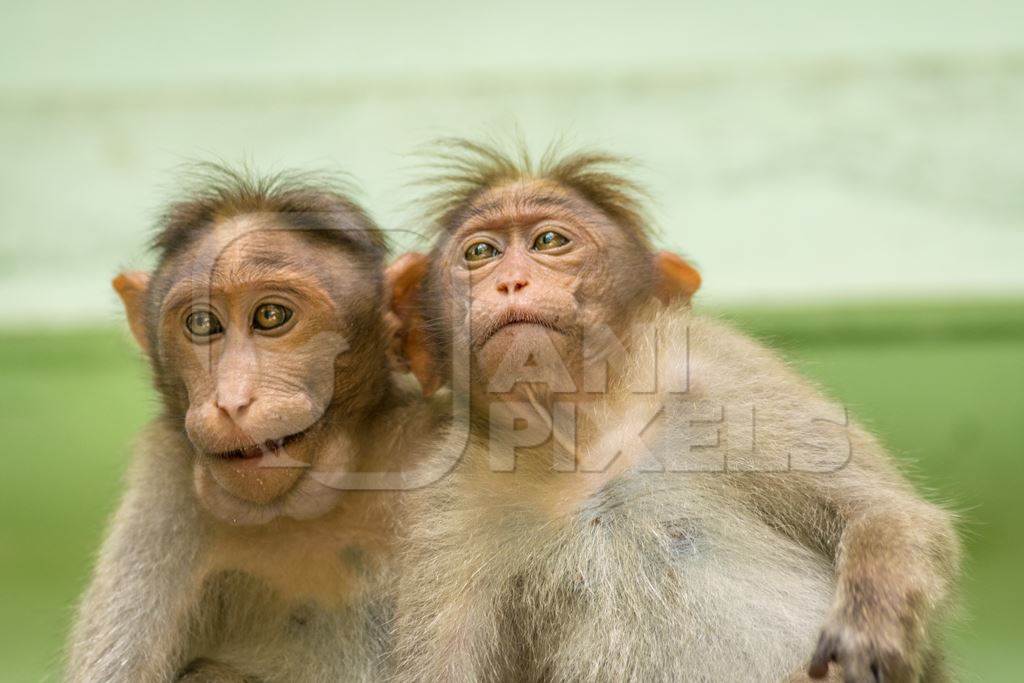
<box><xmin>389</xmin><ymin>141</ymin><xmax>960</xmax><ymax>682</ymax></box>
<box><xmin>66</xmin><ymin>169</ymin><xmax>442</xmax><ymax>682</ymax></box>
<box><xmin>392</xmin><ymin>305</ymin><xmax>960</xmax><ymax>682</ymax></box>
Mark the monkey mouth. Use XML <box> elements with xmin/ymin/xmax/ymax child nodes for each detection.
<box><xmin>212</xmin><ymin>429</ymin><xmax>310</xmax><ymax>461</ymax></box>
<box><xmin>478</xmin><ymin>309</ymin><xmax>566</xmax><ymax>347</ymax></box>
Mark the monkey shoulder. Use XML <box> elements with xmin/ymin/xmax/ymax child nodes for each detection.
<box><xmin>679</xmin><ymin>314</ymin><xmax>830</xmax><ymax>406</ymax></box>
<box><xmin>646</xmin><ymin>312</ymin><xmax>888</xmax><ymax>477</ymax></box>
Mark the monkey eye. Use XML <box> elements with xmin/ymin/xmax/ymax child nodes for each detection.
<box><xmin>253</xmin><ymin>303</ymin><xmax>293</xmax><ymax>331</ymax></box>
<box><xmin>465</xmin><ymin>241</ymin><xmax>500</xmax><ymax>262</ymax></box>
<box><xmin>184</xmin><ymin>310</ymin><xmax>223</xmax><ymax>338</ymax></box>
<box><xmin>532</xmin><ymin>230</ymin><xmax>570</xmax><ymax>251</ymax></box>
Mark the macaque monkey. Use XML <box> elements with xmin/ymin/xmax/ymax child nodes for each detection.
<box><xmin>66</xmin><ymin>167</ymin><xmax>441</xmax><ymax>682</ymax></box>
<box><xmin>387</xmin><ymin>141</ymin><xmax>961</xmax><ymax>682</ymax></box>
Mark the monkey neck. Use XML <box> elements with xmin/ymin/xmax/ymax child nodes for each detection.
<box><xmin>329</xmin><ymin>370</ymin><xmax>436</xmax><ymax>475</ymax></box>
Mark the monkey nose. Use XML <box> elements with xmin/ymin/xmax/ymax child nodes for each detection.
<box><xmin>215</xmin><ymin>394</ymin><xmax>254</xmax><ymax>421</ymax></box>
<box><xmin>497</xmin><ymin>278</ymin><xmax>529</xmax><ymax>294</ymax></box>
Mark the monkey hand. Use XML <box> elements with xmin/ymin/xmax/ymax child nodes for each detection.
<box><xmin>808</xmin><ymin>584</ymin><xmax>926</xmax><ymax>683</ymax></box>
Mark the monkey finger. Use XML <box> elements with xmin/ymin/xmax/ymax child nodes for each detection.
<box><xmin>809</xmin><ymin>632</ymin><xmax>838</xmax><ymax>678</ymax></box>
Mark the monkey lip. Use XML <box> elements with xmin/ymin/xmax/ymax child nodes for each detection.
<box><xmin>479</xmin><ymin>310</ymin><xmax>565</xmax><ymax>347</ymax></box>
<box><xmin>211</xmin><ymin>429</ymin><xmax>309</xmax><ymax>461</ymax></box>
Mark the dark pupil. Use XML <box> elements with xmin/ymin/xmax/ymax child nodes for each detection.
<box><xmin>474</xmin><ymin>244</ymin><xmax>489</xmax><ymax>256</ymax></box>
<box><xmin>187</xmin><ymin>311</ymin><xmax>219</xmax><ymax>336</ymax></box>
<box><xmin>257</xmin><ymin>305</ymin><xmax>285</xmax><ymax>328</ymax></box>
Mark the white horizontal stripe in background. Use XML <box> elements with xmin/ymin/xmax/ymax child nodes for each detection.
<box><xmin>1</xmin><ymin>1</ymin><xmax>1022</xmax><ymax>326</ymax></box>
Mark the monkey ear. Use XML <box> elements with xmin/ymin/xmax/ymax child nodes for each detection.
<box><xmin>112</xmin><ymin>271</ymin><xmax>151</xmax><ymax>354</ymax></box>
<box><xmin>653</xmin><ymin>251</ymin><xmax>701</xmax><ymax>304</ymax></box>
<box><xmin>385</xmin><ymin>253</ymin><xmax>442</xmax><ymax>397</ymax></box>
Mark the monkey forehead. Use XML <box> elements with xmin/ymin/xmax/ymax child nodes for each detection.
<box><xmin>155</xmin><ymin>215</ymin><xmax>376</xmax><ymax>310</ymax></box>
<box><xmin>190</xmin><ymin>213</ymin><xmax>338</xmax><ymax>262</ymax></box>
<box><xmin>453</xmin><ymin>179</ymin><xmax>620</xmax><ymax>239</ymax></box>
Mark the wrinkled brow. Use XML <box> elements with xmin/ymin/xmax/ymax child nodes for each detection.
<box><xmin>161</xmin><ymin>267</ymin><xmax>333</xmax><ymax>314</ymax></box>
<box><xmin>469</xmin><ymin>194</ymin><xmax>576</xmax><ymax>217</ymax></box>
<box><xmin>213</xmin><ymin>252</ymin><xmax>311</xmax><ymax>282</ymax></box>
<box><xmin>458</xmin><ymin>194</ymin><xmax>583</xmax><ymax>234</ymax></box>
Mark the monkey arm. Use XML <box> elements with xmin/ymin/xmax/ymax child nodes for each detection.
<box><xmin>66</xmin><ymin>420</ymin><xmax>207</xmax><ymax>683</ymax></box>
<box><xmin>729</xmin><ymin>437</ymin><xmax>961</xmax><ymax>682</ymax></box>
<box><xmin>811</xmin><ymin>463</ymin><xmax>960</xmax><ymax>681</ymax></box>
<box><xmin>672</xmin><ymin>316</ymin><xmax>962</xmax><ymax>680</ymax></box>
<box><xmin>813</xmin><ymin>491</ymin><xmax>956</xmax><ymax>682</ymax></box>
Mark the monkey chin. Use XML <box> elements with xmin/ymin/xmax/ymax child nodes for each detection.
<box><xmin>476</xmin><ymin>323</ymin><xmax>574</xmax><ymax>386</ymax></box>
<box><xmin>207</xmin><ymin>456</ymin><xmax>306</xmax><ymax>506</ymax></box>
<box><xmin>192</xmin><ymin>423</ymin><xmax>345</xmax><ymax>525</ymax></box>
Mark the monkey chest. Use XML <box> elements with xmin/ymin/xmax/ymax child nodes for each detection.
<box><xmin>202</xmin><ymin>527</ymin><xmax>383</xmax><ymax>609</ymax></box>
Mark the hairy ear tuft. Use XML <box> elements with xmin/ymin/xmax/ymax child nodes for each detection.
<box><xmin>385</xmin><ymin>253</ymin><xmax>441</xmax><ymax>396</ymax></box>
<box><xmin>653</xmin><ymin>251</ymin><xmax>701</xmax><ymax>304</ymax></box>
<box><xmin>112</xmin><ymin>271</ymin><xmax>151</xmax><ymax>354</ymax></box>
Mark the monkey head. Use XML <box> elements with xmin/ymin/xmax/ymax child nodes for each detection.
<box><xmin>390</xmin><ymin>143</ymin><xmax>700</xmax><ymax>413</ymax></box>
<box><xmin>115</xmin><ymin>169</ymin><xmax>391</xmax><ymax>523</ymax></box>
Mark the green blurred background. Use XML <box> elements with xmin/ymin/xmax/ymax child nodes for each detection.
<box><xmin>1</xmin><ymin>1</ymin><xmax>1022</xmax><ymax>680</ymax></box>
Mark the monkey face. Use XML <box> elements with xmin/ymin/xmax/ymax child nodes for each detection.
<box><xmin>149</xmin><ymin>217</ymin><xmax>386</xmax><ymax>516</ymax></box>
<box><xmin>433</xmin><ymin>180</ymin><xmax>655</xmax><ymax>407</ymax></box>
<box><xmin>389</xmin><ymin>144</ymin><xmax>701</xmax><ymax>413</ymax></box>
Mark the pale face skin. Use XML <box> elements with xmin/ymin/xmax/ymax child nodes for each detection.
<box><xmin>152</xmin><ymin>217</ymin><xmax>379</xmax><ymax>518</ymax></box>
<box><xmin>436</xmin><ymin>180</ymin><xmax>655</xmax><ymax>410</ymax></box>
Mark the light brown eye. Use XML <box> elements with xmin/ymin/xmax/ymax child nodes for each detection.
<box><xmin>185</xmin><ymin>310</ymin><xmax>223</xmax><ymax>337</ymax></box>
<box><xmin>533</xmin><ymin>230</ymin><xmax>569</xmax><ymax>251</ymax></box>
<box><xmin>253</xmin><ymin>303</ymin><xmax>292</xmax><ymax>331</ymax></box>
<box><xmin>465</xmin><ymin>242</ymin><xmax>500</xmax><ymax>262</ymax></box>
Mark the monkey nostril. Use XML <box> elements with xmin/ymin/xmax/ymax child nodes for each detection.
<box><xmin>498</xmin><ymin>278</ymin><xmax>529</xmax><ymax>294</ymax></box>
<box><xmin>215</xmin><ymin>397</ymin><xmax>254</xmax><ymax>420</ymax></box>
